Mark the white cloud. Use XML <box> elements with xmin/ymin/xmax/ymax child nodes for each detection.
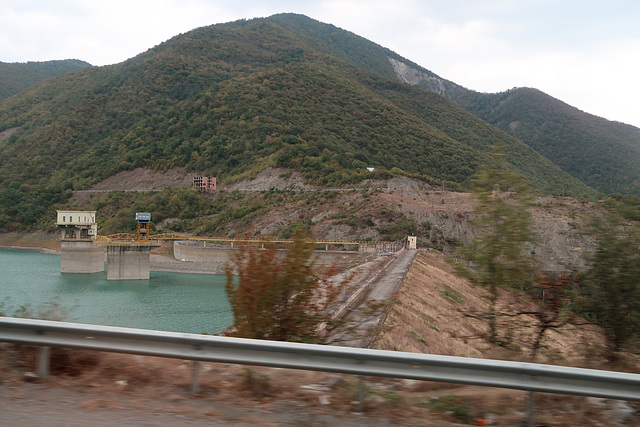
<box><xmin>540</xmin><ymin>39</ymin><xmax>640</xmax><ymax>125</ymax></box>
<box><xmin>0</xmin><ymin>0</ymin><xmax>243</xmax><ymax>65</ymax></box>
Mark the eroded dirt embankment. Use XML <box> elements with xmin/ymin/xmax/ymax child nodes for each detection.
<box><xmin>375</xmin><ymin>251</ymin><xmax>613</xmax><ymax>365</ymax></box>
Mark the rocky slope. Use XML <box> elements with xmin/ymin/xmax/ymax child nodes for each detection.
<box><xmin>69</xmin><ymin>166</ymin><xmax>601</xmax><ymax>274</ymax></box>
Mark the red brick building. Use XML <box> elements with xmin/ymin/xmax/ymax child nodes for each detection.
<box><xmin>193</xmin><ymin>176</ymin><xmax>216</xmax><ymax>190</ymax></box>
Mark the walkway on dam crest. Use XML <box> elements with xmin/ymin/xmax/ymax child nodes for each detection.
<box><xmin>329</xmin><ymin>249</ymin><xmax>417</xmax><ymax>348</ymax></box>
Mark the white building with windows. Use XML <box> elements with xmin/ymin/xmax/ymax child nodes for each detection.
<box><xmin>56</xmin><ymin>210</ymin><xmax>97</xmax><ymax>240</ymax></box>
<box><xmin>55</xmin><ymin>210</ymin><xmax>103</xmax><ymax>274</ymax></box>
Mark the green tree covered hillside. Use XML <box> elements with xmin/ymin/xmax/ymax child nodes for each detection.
<box><xmin>0</xmin><ymin>59</ymin><xmax>92</xmax><ymax>101</ymax></box>
<box><xmin>0</xmin><ymin>15</ymin><xmax>595</xmax><ymax>230</ymax></box>
<box><xmin>455</xmin><ymin>88</ymin><xmax>640</xmax><ymax>195</ymax></box>
<box><xmin>263</xmin><ymin>13</ymin><xmax>640</xmax><ymax>197</ymax></box>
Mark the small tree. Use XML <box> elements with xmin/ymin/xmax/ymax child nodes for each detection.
<box><xmin>455</xmin><ymin>148</ymin><xmax>536</xmax><ymax>344</ymax></box>
<box><xmin>225</xmin><ymin>232</ymin><xmax>339</xmax><ymax>342</ymax></box>
<box><xmin>582</xmin><ymin>215</ymin><xmax>640</xmax><ymax>360</ymax></box>
<box><xmin>522</xmin><ymin>274</ymin><xmax>576</xmax><ymax>360</ymax></box>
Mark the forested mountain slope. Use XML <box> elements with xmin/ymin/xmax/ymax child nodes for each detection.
<box><xmin>453</xmin><ymin>88</ymin><xmax>640</xmax><ymax>195</ymax></box>
<box><xmin>0</xmin><ymin>14</ymin><xmax>595</xmax><ymax>229</ymax></box>
<box><xmin>0</xmin><ymin>59</ymin><xmax>91</xmax><ymax>101</ymax></box>
<box><xmin>230</xmin><ymin>15</ymin><xmax>640</xmax><ymax>197</ymax></box>
<box><xmin>250</xmin><ymin>15</ymin><xmax>640</xmax><ymax>197</ymax></box>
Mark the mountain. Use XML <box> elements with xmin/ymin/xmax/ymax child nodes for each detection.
<box><xmin>260</xmin><ymin>15</ymin><xmax>640</xmax><ymax>197</ymax></box>
<box><xmin>452</xmin><ymin>88</ymin><xmax>640</xmax><ymax>195</ymax></box>
<box><xmin>0</xmin><ymin>59</ymin><xmax>92</xmax><ymax>101</ymax></box>
<box><xmin>0</xmin><ymin>14</ymin><xmax>596</xmax><ymax>229</ymax></box>
<box><xmin>224</xmin><ymin>15</ymin><xmax>640</xmax><ymax>197</ymax></box>
<box><xmin>319</xmin><ymin>29</ymin><xmax>640</xmax><ymax>196</ymax></box>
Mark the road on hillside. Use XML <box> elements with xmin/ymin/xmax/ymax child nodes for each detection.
<box><xmin>329</xmin><ymin>249</ymin><xmax>417</xmax><ymax>348</ymax></box>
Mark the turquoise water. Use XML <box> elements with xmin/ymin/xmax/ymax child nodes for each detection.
<box><xmin>0</xmin><ymin>249</ymin><xmax>233</xmax><ymax>334</ymax></box>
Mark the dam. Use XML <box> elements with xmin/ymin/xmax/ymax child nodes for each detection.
<box><xmin>56</xmin><ymin>210</ymin><xmax>411</xmax><ymax>280</ymax></box>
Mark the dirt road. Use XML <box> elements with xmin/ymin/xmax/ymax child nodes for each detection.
<box><xmin>0</xmin><ymin>381</ymin><xmax>420</xmax><ymax>427</ymax></box>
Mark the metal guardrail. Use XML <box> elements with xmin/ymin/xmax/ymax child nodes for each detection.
<box><xmin>1</xmin><ymin>317</ymin><xmax>639</xmax><ymax>402</ymax></box>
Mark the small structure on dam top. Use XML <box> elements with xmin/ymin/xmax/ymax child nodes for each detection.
<box><xmin>56</xmin><ymin>210</ymin><xmax>97</xmax><ymax>240</ymax></box>
<box><xmin>56</xmin><ymin>210</ymin><xmax>104</xmax><ymax>274</ymax></box>
<box><xmin>56</xmin><ymin>210</ymin><xmax>159</xmax><ymax>280</ymax></box>
<box><xmin>135</xmin><ymin>212</ymin><xmax>151</xmax><ymax>242</ymax></box>
<box><xmin>106</xmin><ymin>212</ymin><xmax>158</xmax><ymax>281</ymax></box>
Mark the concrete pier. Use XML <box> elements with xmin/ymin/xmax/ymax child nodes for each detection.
<box><xmin>107</xmin><ymin>245</ymin><xmax>153</xmax><ymax>280</ymax></box>
<box><xmin>61</xmin><ymin>241</ymin><xmax>105</xmax><ymax>274</ymax></box>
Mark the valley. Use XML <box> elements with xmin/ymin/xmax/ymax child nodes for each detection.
<box><xmin>1</xmin><ymin>168</ymin><xmax>638</xmax><ymax>425</ymax></box>
<box><xmin>1</xmin><ymin>12</ymin><xmax>640</xmax><ymax>425</ymax></box>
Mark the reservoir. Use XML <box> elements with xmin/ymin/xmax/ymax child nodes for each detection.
<box><xmin>0</xmin><ymin>249</ymin><xmax>233</xmax><ymax>334</ymax></box>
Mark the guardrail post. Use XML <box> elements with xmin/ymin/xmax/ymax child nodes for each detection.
<box><xmin>191</xmin><ymin>361</ymin><xmax>202</xmax><ymax>395</ymax></box>
<box><xmin>355</xmin><ymin>376</ymin><xmax>365</xmax><ymax>413</ymax></box>
<box><xmin>526</xmin><ymin>391</ymin><xmax>535</xmax><ymax>426</ymax></box>
<box><xmin>37</xmin><ymin>346</ymin><xmax>50</xmax><ymax>379</ymax></box>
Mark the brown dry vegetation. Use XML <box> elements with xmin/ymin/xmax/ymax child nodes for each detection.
<box><xmin>0</xmin><ymin>346</ymin><xmax>485</xmax><ymax>425</ymax></box>
<box><xmin>53</xmin><ymin>167</ymin><xmax>601</xmax><ymax>282</ymax></box>
<box><xmin>2</xmin><ymin>342</ymin><xmax>639</xmax><ymax>426</ymax></box>
<box><xmin>376</xmin><ymin>250</ymin><xmax>618</xmax><ymax>367</ymax></box>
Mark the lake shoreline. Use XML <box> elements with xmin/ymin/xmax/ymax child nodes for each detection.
<box><xmin>0</xmin><ymin>244</ymin><xmax>60</xmax><ymax>255</ymax></box>
<box><xmin>0</xmin><ymin>248</ymin><xmax>232</xmax><ymax>333</ymax></box>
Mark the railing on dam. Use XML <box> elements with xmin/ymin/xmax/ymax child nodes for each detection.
<box><xmin>98</xmin><ymin>233</ymin><xmax>400</xmax><ymax>247</ymax></box>
<box><xmin>1</xmin><ymin>317</ymin><xmax>639</xmax><ymax>405</ymax></box>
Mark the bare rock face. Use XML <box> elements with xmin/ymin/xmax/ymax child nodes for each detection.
<box><xmin>388</xmin><ymin>58</ymin><xmax>447</xmax><ymax>95</ymax></box>
<box><xmin>225</xmin><ymin>168</ymin><xmax>312</xmax><ymax>191</ymax></box>
<box><xmin>0</xmin><ymin>127</ymin><xmax>19</xmax><ymax>142</ymax></box>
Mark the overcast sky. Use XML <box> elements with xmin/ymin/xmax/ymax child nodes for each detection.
<box><xmin>1</xmin><ymin>0</ymin><xmax>639</xmax><ymax>128</ymax></box>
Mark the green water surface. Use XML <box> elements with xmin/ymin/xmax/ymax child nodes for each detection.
<box><xmin>0</xmin><ymin>249</ymin><xmax>232</xmax><ymax>334</ymax></box>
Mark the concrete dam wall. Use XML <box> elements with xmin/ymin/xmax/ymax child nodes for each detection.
<box><xmin>173</xmin><ymin>241</ymin><xmax>370</xmax><ymax>274</ymax></box>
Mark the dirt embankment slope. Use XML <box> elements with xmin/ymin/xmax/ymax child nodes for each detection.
<box><xmin>376</xmin><ymin>251</ymin><xmax>612</xmax><ymax>366</ymax></box>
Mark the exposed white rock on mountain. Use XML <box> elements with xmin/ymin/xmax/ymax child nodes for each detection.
<box><xmin>388</xmin><ymin>57</ymin><xmax>447</xmax><ymax>95</ymax></box>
